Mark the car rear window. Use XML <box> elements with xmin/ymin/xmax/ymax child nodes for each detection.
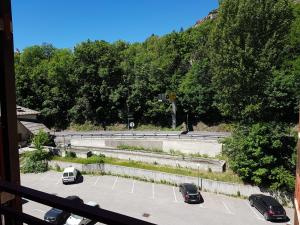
<box><xmin>69</xmin><ymin>172</ymin><xmax>74</xmax><ymax>176</ymax></box>
<box><xmin>186</xmin><ymin>185</ymin><xmax>198</xmax><ymax>193</ymax></box>
<box><xmin>271</xmin><ymin>206</ymin><xmax>283</xmax><ymax>211</ymax></box>
<box><xmin>63</xmin><ymin>173</ymin><xmax>68</xmax><ymax>177</ymax></box>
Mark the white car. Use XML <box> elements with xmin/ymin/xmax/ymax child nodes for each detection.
<box><xmin>64</xmin><ymin>201</ymin><xmax>99</xmax><ymax>225</ymax></box>
<box><xmin>62</xmin><ymin>167</ymin><xmax>78</xmax><ymax>184</ymax></box>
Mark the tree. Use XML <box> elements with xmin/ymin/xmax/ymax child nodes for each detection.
<box><xmin>210</xmin><ymin>0</ymin><xmax>294</xmax><ymax>122</ymax></box>
<box><xmin>31</xmin><ymin>129</ymin><xmax>51</xmax><ymax>151</ymax></box>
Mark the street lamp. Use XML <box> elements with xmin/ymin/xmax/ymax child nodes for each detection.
<box><xmin>197</xmin><ymin>163</ymin><xmax>200</xmax><ymax>189</ymax></box>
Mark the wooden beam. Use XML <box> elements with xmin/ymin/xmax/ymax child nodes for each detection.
<box><xmin>0</xmin><ymin>0</ymin><xmax>22</xmax><ymax>224</ymax></box>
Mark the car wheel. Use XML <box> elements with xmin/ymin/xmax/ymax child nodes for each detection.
<box><xmin>264</xmin><ymin>212</ymin><xmax>269</xmax><ymax>221</ymax></box>
<box><xmin>249</xmin><ymin>199</ymin><xmax>254</xmax><ymax>207</ymax></box>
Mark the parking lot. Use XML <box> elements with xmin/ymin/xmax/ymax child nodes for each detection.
<box><xmin>21</xmin><ymin>171</ymin><xmax>293</xmax><ymax>225</ymax></box>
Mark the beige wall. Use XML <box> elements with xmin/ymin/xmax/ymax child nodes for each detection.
<box><xmin>17</xmin><ymin>121</ymin><xmax>32</xmax><ymax>146</ymax></box>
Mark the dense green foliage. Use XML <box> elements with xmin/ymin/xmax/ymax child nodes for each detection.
<box><xmin>21</xmin><ymin>150</ymin><xmax>52</xmax><ymax>173</ymax></box>
<box><xmin>15</xmin><ymin>0</ymin><xmax>300</xmax><ymax>190</ymax></box>
<box><xmin>223</xmin><ymin>123</ymin><xmax>296</xmax><ymax>192</ymax></box>
<box><xmin>15</xmin><ymin>1</ymin><xmax>300</xmax><ymax>128</ymax></box>
<box><xmin>31</xmin><ymin>130</ymin><xmax>51</xmax><ymax>151</ymax></box>
<box><xmin>22</xmin><ymin>130</ymin><xmax>52</xmax><ymax>173</ymax></box>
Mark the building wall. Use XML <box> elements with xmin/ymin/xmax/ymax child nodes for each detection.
<box><xmin>17</xmin><ymin>121</ymin><xmax>31</xmax><ymax>146</ymax></box>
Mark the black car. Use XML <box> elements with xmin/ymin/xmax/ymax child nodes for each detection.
<box><xmin>44</xmin><ymin>195</ymin><xmax>83</xmax><ymax>224</ymax></box>
<box><xmin>179</xmin><ymin>183</ymin><xmax>203</xmax><ymax>204</ymax></box>
<box><xmin>44</xmin><ymin>208</ymin><xmax>69</xmax><ymax>225</ymax></box>
<box><xmin>249</xmin><ymin>194</ymin><xmax>288</xmax><ymax>221</ymax></box>
<box><xmin>65</xmin><ymin>195</ymin><xmax>83</xmax><ymax>204</ymax></box>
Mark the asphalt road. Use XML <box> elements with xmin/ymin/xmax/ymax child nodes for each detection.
<box><xmin>21</xmin><ymin>171</ymin><xmax>293</xmax><ymax>225</ymax></box>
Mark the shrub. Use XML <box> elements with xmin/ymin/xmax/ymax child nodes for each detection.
<box><xmin>223</xmin><ymin>123</ymin><xmax>296</xmax><ymax>192</ymax></box>
<box><xmin>21</xmin><ymin>150</ymin><xmax>51</xmax><ymax>173</ymax></box>
<box><xmin>65</xmin><ymin>151</ymin><xmax>77</xmax><ymax>158</ymax></box>
<box><xmin>31</xmin><ymin>130</ymin><xmax>51</xmax><ymax>151</ymax></box>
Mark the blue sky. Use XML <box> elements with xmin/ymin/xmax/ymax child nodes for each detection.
<box><xmin>12</xmin><ymin>0</ymin><xmax>219</xmax><ymax>50</ymax></box>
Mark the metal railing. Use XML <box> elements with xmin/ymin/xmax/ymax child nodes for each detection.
<box><xmin>54</xmin><ymin>132</ymin><xmax>230</xmax><ymax>140</ymax></box>
<box><xmin>0</xmin><ymin>180</ymin><xmax>156</xmax><ymax>225</ymax></box>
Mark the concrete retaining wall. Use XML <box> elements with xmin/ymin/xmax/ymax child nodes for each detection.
<box><xmin>70</xmin><ymin>138</ymin><xmax>222</xmax><ymax>157</ymax></box>
<box><xmin>49</xmin><ymin>160</ymin><xmax>258</xmax><ymax>197</ymax></box>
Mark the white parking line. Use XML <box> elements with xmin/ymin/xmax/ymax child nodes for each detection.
<box><xmin>112</xmin><ymin>176</ymin><xmax>118</xmax><ymax>190</ymax></box>
<box><xmin>131</xmin><ymin>180</ymin><xmax>135</xmax><ymax>193</ymax></box>
<box><xmin>56</xmin><ymin>179</ymin><xmax>61</xmax><ymax>185</ymax></box>
<box><xmin>33</xmin><ymin>209</ymin><xmax>45</xmax><ymax>214</ymax></box>
<box><xmin>94</xmin><ymin>177</ymin><xmax>100</xmax><ymax>186</ymax></box>
<box><xmin>222</xmin><ymin>201</ymin><xmax>234</xmax><ymax>215</ymax></box>
<box><xmin>152</xmin><ymin>183</ymin><xmax>155</xmax><ymax>199</ymax></box>
<box><xmin>172</xmin><ymin>186</ymin><xmax>178</xmax><ymax>203</ymax></box>
<box><xmin>245</xmin><ymin>202</ymin><xmax>264</xmax><ymax>221</ymax></box>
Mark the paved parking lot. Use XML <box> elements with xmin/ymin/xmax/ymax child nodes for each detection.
<box><xmin>21</xmin><ymin>171</ymin><xmax>293</xmax><ymax>225</ymax></box>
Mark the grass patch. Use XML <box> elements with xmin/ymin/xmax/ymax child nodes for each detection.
<box><xmin>53</xmin><ymin>156</ymin><xmax>242</xmax><ymax>184</ymax></box>
<box><xmin>52</xmin><ymin>155</ymin><xmax>104</xmax><ymax>164</ymax></box>
<box><xmin>68</xmin><ymin>122</ymin><xmax>104</xmax><ymax>131</ymax></box>
<box><xmin>117</xmin><ymin>145</ymin><xmax>221</xmax><ymax>160</ymax></box>
<box><xmin>117</xmin><ymin>145</ymin><xmax>163</xmax><ymax>153</ymax></box>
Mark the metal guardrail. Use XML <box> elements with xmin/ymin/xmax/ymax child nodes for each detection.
<box><xmin>53</xmin><ymin>132</ymin><xmax>229</xmax><ymax>140</ymax></box>
<box><xmin>0</xmin><ymin>180</ymin><xmax>156</xmax><ymax>225</ymax></box>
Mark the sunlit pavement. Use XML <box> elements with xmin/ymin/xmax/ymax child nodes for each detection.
<box><xmin>21</xmin><ymin>171</ymin><xmax>293</xmax><ymax>225</ymax></box>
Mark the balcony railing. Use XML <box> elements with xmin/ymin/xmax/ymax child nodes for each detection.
<box><xmin>0</xmin><ymin>179</ymin><xmax>156</xmax><ymax>225</ymax></box>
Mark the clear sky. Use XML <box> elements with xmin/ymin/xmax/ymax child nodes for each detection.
<box><xmin>11</xmin><ymin>0</ymin><xmax>219</xmax><ymax>50</ymax></box>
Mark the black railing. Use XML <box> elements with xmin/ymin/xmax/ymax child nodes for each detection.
<box><xmin>0</xmin><ymin>180</ymin><xmax>156</xmax><ymax>225</ymax></box>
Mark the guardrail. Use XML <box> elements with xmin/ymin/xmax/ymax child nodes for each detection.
<box><xmin>53</xmin><ymin>132</ymin><xmax>229</xmax><ymax>140</ymax></box>
<box><xmin>0</xmin><ymin>180</ymin><xmax>156</xmax><ymax>225</ymax></box>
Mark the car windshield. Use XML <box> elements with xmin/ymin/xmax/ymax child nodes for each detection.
<box><xmin>71</xmin><ymin>214</ymin><xmax>83</xmax><ymax>220</ymax></box>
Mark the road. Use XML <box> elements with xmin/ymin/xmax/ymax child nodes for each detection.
<box><xmin>21</xmin><ymin>171</ymin><xmax>293</xmax><ymax>225</ymax></box>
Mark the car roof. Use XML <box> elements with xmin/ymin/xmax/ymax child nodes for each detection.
<box><xmin>181</xmin><ymin>183</ymin><xmax>197</xmax><ymax>187</ymax></box>
<box><xmin>86</xmin><ymin>201</ymin><xmax>98</xmax><ymax>207</ymax></box>
<box><xmin>63</xmin><ymin>167</ymin><xmax>76</xmax><ymax>173</ymax></box>
<box><xmin>251</xmin><ymin>194</ymin><xmax>281</xmax><ymax>206</ymax></box>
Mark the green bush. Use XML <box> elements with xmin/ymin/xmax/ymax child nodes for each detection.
<box><xmin>21</xmin><ymin>150</ymin><xmax>52</xmax><ymax>173</ymax></box>
<box><xmin>223</xmin><ymin>123</ymin><xmax>296</xmax><ymax>192</ymax></box>
<box><xmin>65</xmin><ymin>151</ymin><xmax>77</xmax><ymax>158</ymax></box>
<box><xmin>31</xmin><ymin>130</ymin><xmax>51</xmax><ymax>151</ymax></box>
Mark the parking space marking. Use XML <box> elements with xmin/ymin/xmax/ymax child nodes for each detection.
<box><xmin>199</xmin><ymin>204</ymin><xmax>205</xmax><ymax>208</ymax></box>
<box><xmin>172</xmin><ymin>186</ymin><xmax>178</xmax><ymax>203</ymax></box>
<box><xmin>222</xmin><ymin>201</ymin><xmax>234</xmax><ymax>215</ymax></box>
<box><xmin>94</xmin><ymin>177</ymin><xmax>100</xmax><ymax>186</ymax></box>
<box><xmin>245</xmin><ymin>202</ymin><xmax>264</xmax><ymax>221</ymax></box>
<box><xmin>152</xmin><ymin>183</ymin><xmax>155</xmax><ymax>199</ymax></box>
<box><xmin>33</xmin><ymin>209</ymin><xmax>45</xmax><ymax>213</ymax></box>
<box><xmin>131</xmin><ymin>180</ymin><xmax>135</xmax><ymax>194</ymax></box>
<box><xmin>112</xmin><ymin>176</ymin><xmax>118</xmax><ymax>190</ymax></box>
<box><xmin>56</xmin><ymin>178</ymin><xmax>61</xmax><ymax>185</ymax></box>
